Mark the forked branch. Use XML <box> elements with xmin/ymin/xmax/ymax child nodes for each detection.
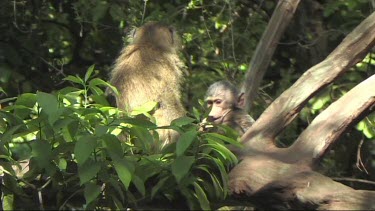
<box><xmin>287</xmin><ymin>74</ymin><xmax>375</xmax><ymax>165</ymax></box>
<box><xmin>242</xmin><ymin>0</ymin><xmax>300</xmax><ymax>113</ymax></box>
<box><xmin>241</xmin><ymin>11</ymin><xmax>375</xmax><ymax>151</ymax></box>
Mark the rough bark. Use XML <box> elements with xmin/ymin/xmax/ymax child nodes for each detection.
<box><xmin>288</xmin><ymin>74</ymin><xmax>375</xmax><ymax>166</ymax></box>
<box><xmin>228</xmin><ymin>11</ymin><xmax>375</xmax><ymax>210</ymax></box>
<box><xmin>241</xmin><ymin>0</ymin><xmax>300</xmax><ymax>113</ymax></box>
<box><xmin>241</xmin><ymin>11</ymin><xmax>375</xmax><ymax>151</ymax></box>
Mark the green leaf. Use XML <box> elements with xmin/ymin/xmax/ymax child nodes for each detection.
<box><xmin>172</xmin><ymin>156</ymin><xmax>195</xmax><ymax>183</ymax></box>
<box><xmin>58</xmin><ymin>158</ymin><xmax>67</xmax><ymax>171</ymax></box>
<box><xmin>203</xmin><ymin>132</ymin><xmax>243</xmax><ymax>148</ymax></box>
<box><xmin>2</xmin><ymin>174</ymin><xmax>23</xmax><ymax>195</ymax></box>
<box><xmin>91</xmin><ymin>94</ymin><xmax>110</xmax><ymax>106</ymax></box>
<box><xmin>193</xmin><ymin>182</ymin><xmax>210</xmax><ymax>210</ymax></box>
<box><xmin>176</xmin><ymin>130</ymin><xmax>197</xmax><ymax>156</ymax></box>
<box><xmin>171</xmin><ymin>116</ymin><xmax>196</xmax><ymax>127</ymax></box>
<box><xmin>209</xmin><ymin>172</ymin><xmax>224</xmax><ymax>199</ymax></box>
<box><xmin>74</xmin><ymin>136</ymin><xmax>97</xmax><ymax>165</ymax></box>
<box><xmin>204</xmin><ymin>142</ymin><xmax>238</xmax><ymax>165</ymax></box>
<box><xmin>31</xmin><ymin>141</ymin><xmax>52</xmax><ymax>169</ymax></box>
<box><xmin>84</xmin><ymin>182</ymin><xmax>101</xmax><ymax>205</ymax></box>
<box><xmin>2</xmin><ymin>194</ymin><xmax>14</xmax><ymax>210</ymax></box>
<box><xmin>108</xmin><ymin>178</ymin><xmax>125</xmax><ymax>202</ymax></box>
<box><xmin>0</xmin><ymin>110</ymin><xmax>24</xmax><ymax>126</ymax></box>
<box><xmin>356</xmin><ymin>120</ymin><xmax>365</xmax><ymax>130</ymax></box>
<box><xmin>78</xmin><ymin>159</ymin><xmax>101</xmax><ymax>185</ymax></box>
<box><xmin>121</xmin><ymin>118</ymin><xmax>157</xmax><ymax>128</ymax></box>
<box><xmin>113</xmin><ymin>157</ymin><xmax>135</xmax><ymax>189</ymax></box>
<box><xmin>14</xmin><ymin>93</ymin><xmax>36</xmax><ymax>119</ymax></box>
<box><xmin>0</xmin><ymin>124</ymin><xmax>24</xmax><ymax>144</ymax></box>
<box><xmin>63</xmin><ymin>75</ymin><xmax>84</xmax><ymax>85</ymax></box>
<box><xmin>212</xmin><ymin>157</ymin><xmax>229</xmax><ymax>196</ymax></box>
<box><xmin>89</xmin><ymin>85</ymin><xmax>104</xmax><ymax>95</ymax></box>
<box><xmin>36</xmin><ymin>92</ymin><xmax>58</xmax><ymax>114</ymax></box>
<box><xmin>129</xmin><ymin>126</ymin><xmax>153</xmax><ymax>151</ymax></box>
<box><xmin>89</xmin><ymin>78</ymin><xmax>119</xmax><ymax>96</ymax></box>
<box><xmin>36</xmin><ymin>91</ymin><xmax>61</xmax><ymax>124</ymax></box>
<box><xmin>84</xmin><ymin>65</ymin><xmax>95</xmax><ymax>82</ymax></box>
<box><xmin>112</xmin><ymin>195</ymin><xmax>124</xmax><ymax>210</ymax></box>
<box><xmin>130</xmin><ymin>101</ymin><xmax>158</xmax><ymax>116</ymax></box>
<box><xmin>95</xmin><ymin>125</ymin><xmax>109</xmax><ymax>137</ymax></box>
<box><xmin>363</xmin><ymin>123</ymin><xmax>375</xmax><ymax>138</ymax></box>
<box><xmin>61</xmin><ymin>120</ymin><xmax>79</xmax><ymax>142</ymax></box>
<box><xmin>132</xmin><ymin>175</ymin><xmax>146</xmax><ymax>196</ymax></box>
<box><xmin>58</xmin><ymin>86</ymin><xmax>82</xmax><ymax>95</ymax></box>
<box><xmin>151</xmin><ymin>176</ymin><xmax>169</xmax><ymax>199</ymax></box>
<box><xmin>102</xmin><ymin>134</ymin><xmax>123</xmax><ymax>158</ymax></box>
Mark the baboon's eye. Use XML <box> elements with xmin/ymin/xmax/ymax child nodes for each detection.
<box><xmin>214</xmin><ymin>99</ymin><xmax>222</xmax><ymax>105</ymax></box>
<box><xmin>206</xmin><ymin>100</ymin><xmax>213</xmax><ymax>107</ymax></box>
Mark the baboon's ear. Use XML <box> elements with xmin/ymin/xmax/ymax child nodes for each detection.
<box><xmin>237</xmin><ymin>93</ymin><xmax>245</xmax><ymax>109</ymax></box>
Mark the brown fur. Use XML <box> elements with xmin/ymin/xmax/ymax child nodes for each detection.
<box><xmin>109</xmin><ymin>22</ymin><xmax>186</xmax><ymax>149</ymax></box>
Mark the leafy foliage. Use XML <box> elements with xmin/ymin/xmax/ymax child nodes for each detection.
<box><xmin>1</xmin><ymin>0</ymin><xmax>375</xmax><ymax>208</ymax></box>
<box><xmin>0</xmin><ymin>68</ymin><xmax>239</xmax><ymax>210</ymax></box>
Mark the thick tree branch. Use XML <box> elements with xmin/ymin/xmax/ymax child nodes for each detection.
<box><xmin>250</xmin><ymin>170</ymin><xmax>375</xmax><ymax>210</ymax></box>
<box><xmin>286</xmin><ymin>74</ymin><xmax>375</xmax><ymax>165</ymax></box>
<box><xmin>241</xmin><ymin>11</ymin><xmax>375</xmax><ymax>150</ymax></box>
<box><xmin>241</xmin><ymin>0</ymin><xmax>300</xmax><ymax>113</ymax></box>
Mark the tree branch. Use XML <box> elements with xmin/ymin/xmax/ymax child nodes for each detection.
<box><xmin>241</xmin><ymin>11</ymin><xmax>375</xmax><ymax>150</ymax></box>
<box><xmin>287</xmin><ymin>74</ymin><xmax>375</xmax><ymax>165</ymax></box>
<box><xmin>241</xmin><ymin>0</ymin><xmax>300</xmax><ymax>113</ymax></box>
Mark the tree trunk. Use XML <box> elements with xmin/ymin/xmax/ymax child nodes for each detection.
<box><xmin>241</xmin><ymin>0</ymin><xmax>300</xmax><ymax>113</ymax></box>
<box><xmin>229</xmin><ymin>10</ymin><xmax>375</xmax><ymax>210</ymax></box>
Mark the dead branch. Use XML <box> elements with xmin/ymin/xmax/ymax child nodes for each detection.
<box><xmin>287</xmin><ymin>74</ymin><xmax>375</xmax><ymax>165</ymax></box>
<box><xmin>228</xmin><ymin>11</ymin><xmax>375</xmax><ymax>210</ymax></box>
<box><xmin>241</xmin><ymin>11</ymin><xmax>375</xmax><ymax>151</ymax></box>
<box><xmin>241</xmin><ymin>0</ymin><xmax>300</xmax><ymax>113</ymax></box>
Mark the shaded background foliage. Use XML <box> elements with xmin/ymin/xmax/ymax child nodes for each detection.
<box><xmin>1</xmin><ymin>0</ymin><xmax>374</xmax><ymax>199</ymax></box>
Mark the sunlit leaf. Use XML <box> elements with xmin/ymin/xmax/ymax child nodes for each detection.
<box><xmin>2</xmin><ymin>194</ymin><xmax>14</xmax><ymax>210</ymax></box>
<box><xmin>130</xmin><ymin>101</ymin><xmax>158</xmax><ymax>116</ymax></box>
<box><xmin>36</xmin><ymin>91</ymin><xmax>61</xmax><ymax>124</ymax></box>
<box><xmin>63</xmin><ymin>75</ymin><xmax>84</xmax><ymax>85</ymax></box>
<box><xmin>84</xmin><ymin>65</ymin><xmax>95</xmax><ymax>82</ymax></box>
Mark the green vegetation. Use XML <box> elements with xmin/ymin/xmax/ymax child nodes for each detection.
<box><xmin>0</xmin><ymin>0</ymin><xmax>374</xmax><ymax>209</ymax></box>
<box><xmin>1</xmin><ymin>67</ymin><xmax>240</xmax><ymax>209</ymax></box>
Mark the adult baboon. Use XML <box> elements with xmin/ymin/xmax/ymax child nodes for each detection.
<box><xmin>109</xmin><ymin>22</ymin><xmax>186</xmax><ymax>149</ymax></box>
<box><xmin>202</xmin><ymin>81</ymin><xmax>255</xmax><ymax>135</ymax></box>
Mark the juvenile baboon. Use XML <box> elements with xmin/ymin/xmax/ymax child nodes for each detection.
<box><xmin>109</xmin><ymin>22</ymin><xmax>186</xmax><ymax>149</ymax></box>
<box><xmin>202</xmin><ymin>81</ymin><xmax>255</xmax><ymax>136</ymax></box>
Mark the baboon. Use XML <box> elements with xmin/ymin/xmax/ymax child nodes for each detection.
<box><xmin>202</xmin><ymin>81</ymin><xmax>255</xmax><ymax>136</ymax></box>
<box><xmin>109</xmin><ymin>22</ymin><xmax>186</xmax><ymax>149</ymax></box>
